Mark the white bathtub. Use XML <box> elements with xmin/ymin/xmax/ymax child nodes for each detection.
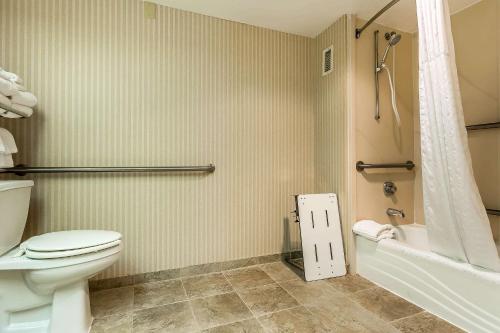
<box><xmin>356</xmin><ymin>224</ymin><xmax>500</xmax><ymax>333</ymax></box>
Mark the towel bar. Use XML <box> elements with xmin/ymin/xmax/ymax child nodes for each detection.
<box><xmin>0</xmin><ymin>164</ymin><xmax>215</xmax><ymax>176</ymax></box>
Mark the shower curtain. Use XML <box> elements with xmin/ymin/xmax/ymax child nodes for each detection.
<box><xmin>416</xmin><ymin>0</ymin><xmax>500</xmax><ymax>271</ymax></box>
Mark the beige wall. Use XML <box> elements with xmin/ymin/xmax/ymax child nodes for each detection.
<box><xmin>354</xmin><ymin>19</ymin><xmax>416</xmax><ymax>225</ymax></box>
<box><xmin>413</xmin><ymin>0</ymin><xmax>500</xmax><ymax>240</ymax></box>
<box><xmin>0</xmin><ymin>0</ymin><xmax>318</xmax><ymax>279</ymax></box>
<box><xmin>0</xmin><ymin>1</ymin><xmax>355</xmax><ymax>279</ymax></box>
<box><xmin>314</xmin><ymin>15</ymin><xmax>354</xmax><ymax>265</ymax></box>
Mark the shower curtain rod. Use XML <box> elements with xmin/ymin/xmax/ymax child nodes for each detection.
<box><xmin>355</xmin><ymin>0</ymin><xmax>400</xmax><ymax>39</ymax></box>
<box><xmin>0</xmin><ymin>164</ymin><xmax>215</xmax><ymax>176</ymax></box>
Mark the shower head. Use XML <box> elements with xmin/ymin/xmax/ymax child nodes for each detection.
<box><xmin>388</xmin><ymin>33</ymin><xmax>401</xmax><ymax>46</ymax></box>
<box><xmin>380</xmin><ymin>33</ymin><xmax>402</xmax><ymax>65</ymax></box>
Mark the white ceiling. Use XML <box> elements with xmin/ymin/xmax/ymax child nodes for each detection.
<box><xmin>148</xmin><ymin>0</ymin><xmax>482</xmax><ymax>37</ymax></box>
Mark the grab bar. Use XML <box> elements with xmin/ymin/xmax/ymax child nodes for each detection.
<box><xmin>0</xmin><ymin>164</ymin><xmax>215</xmax><ymax>176</ymax></box>
<box><xmin>356</xmin><ymin>161</ymin><xmax>415</xmax><ymax>172</ymax></box>
<box><xmin>466</xmin><ymin>122</ymin><xmax>500</xmax><ymax>131</ymax></box>
<box><xmin>486</xmin><ymin>209</ymin><xmax>500</xmax><ymax>216</ymax></box>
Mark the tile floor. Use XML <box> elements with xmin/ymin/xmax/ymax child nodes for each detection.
<box><xmin>90</xmin><ymin>261</ymin><xmax>465</xmax><ymax>333</ymax></box>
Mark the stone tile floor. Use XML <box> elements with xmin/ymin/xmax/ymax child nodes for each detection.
<box><xmin>90</xmin><ymin>261</ymin><xmax>464</xmax><ymax>333</ymax></box>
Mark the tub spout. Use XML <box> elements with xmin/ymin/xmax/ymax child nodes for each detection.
<box><xmin>387</xmin><ymin>208</ymin><xmax>405</xmax><ymax>218</ymax></box>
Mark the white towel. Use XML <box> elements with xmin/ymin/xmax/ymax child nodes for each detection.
<box><xmin>0</xmin><ymin>128</ymin><xmax>17</xmax><ymax>154</ymax></box>
<box><xmin>11</xmin><ymin>90</ymin><xmax>37</xmax><ymax>108</ymax></box>
<box><xmin>0</xmin><ymin>77</ymin><xmax>16</xmax><ymax>96</ymax></box>
<box><xmin>0</xmin><ymin>108</ymin><xmax>23</xmax><ymax>119</ymax></box>
<box><xmin>11</xmin><ymin>104</ymin><xmax>33</xmax><ymax>118</ymax></box>
<box><xmin>0</xmin><ymin>153</ymin><xmax>13</xmax><ymax>168</ymax></box>
<box><xmin>0</xmin><ymin>93</ymin><xmax>12</xmax><ymax>107</ymax></box>
<box><xmin>0</xmin><ymin>68</ymin><xmax>22</xmax><ymax>84</ymax></box>
<box><xmin>353</xmin><ymin>220</ymin><xmax>395</xmax><ymax>242</ymax></box>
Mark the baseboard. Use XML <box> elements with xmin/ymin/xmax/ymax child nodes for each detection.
<box><xmin>89</xmin><ymin>250</ymin><xmax>303</xmax><ymax>291</ymax></box>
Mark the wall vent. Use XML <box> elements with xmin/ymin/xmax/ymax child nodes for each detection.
<box><xmin>322</xmin><ymin>46</ymin><xmax>333</xmax><ymax>76</ymax></box>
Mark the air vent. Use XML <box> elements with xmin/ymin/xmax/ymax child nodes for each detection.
<box><xmin>322</xmin><ymin>46</ymin><xmax>333</xmax><ymax>76</ymax></box>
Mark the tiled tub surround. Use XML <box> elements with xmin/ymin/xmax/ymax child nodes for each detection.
<box><xmin>90</xmin><ymin>261</ymin><xmax>464</xmax><ymax>332</ymax></box>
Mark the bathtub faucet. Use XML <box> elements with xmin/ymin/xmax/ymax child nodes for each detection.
<box><xmin>387</xmin><ymin>208</ymin><xmax>405</xmax><ymax>218</ymax></box>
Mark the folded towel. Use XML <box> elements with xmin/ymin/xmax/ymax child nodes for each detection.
<box><xmin>0</xmin><ymin>108</ymin><xmax>23</xmax><ymax>119</ymax></box>
<box><xmin>0</xmin><ymin>93</ymin><xmax>12</xmax><ymax>107</ymax></box>
<box><xmin>11</xmin><ymin>90</ymin><xmax>37</xmax><ymax>108</ymax></box>
<box><xmin>0</xmin><ymin>77</ymin><xmax>16</xmax><ymax>96</ymax></box>
<box><xmin>353</xmin><ymin>220</ymin><xmax>395</xmax><ymax>242</ymax></box>
<box><xmin>0</xmin><ymin>68</ymin><xmax>22</xmax><ymax>84</ymax></box>
<box><xmin>14</xmin><ymin>83</ymin><xmax>27</xmax><ymax>92</ymax></box>
<box><xmin>0</xmin><ymin>128</ymin><xmax>18</xmax><ymax>154</ymax></box>
<box><xmin>0</xmin><ymin>153</ymin><xmax>14</xmax><ymax>168</ymax></box>
<box><xmin>10</xmin><ymin>104</ymin><xmax>33</xmax><ymax>118</ymax></box>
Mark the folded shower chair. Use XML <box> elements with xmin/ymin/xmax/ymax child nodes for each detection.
<box><xmin>289</xmin><ymin>193</ymin><xmax>347</xmax><ymax>281</ymax></box>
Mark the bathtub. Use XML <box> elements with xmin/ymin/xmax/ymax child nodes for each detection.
<box><xmin>356</xmin><ymin>224</ymin><xmax>500</xmax><ymax>333</ymax></box>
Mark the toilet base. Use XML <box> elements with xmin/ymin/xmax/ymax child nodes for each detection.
<box><xmin>0</xmin><ymin>272</ymin><xmax>93</xmax><ymax>333</ymax></box>
<box><xmin>50</xmin><ymin>281</ymin><xmax>93</xmax><ymax>333</ymax></box>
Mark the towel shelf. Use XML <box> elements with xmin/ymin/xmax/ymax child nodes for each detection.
<box><xmin>0</xmin><ymin>164</ymin><xmax>215</xmax><ymax>176</ymax></box>
<box><xmin>356</xmin><ymin>161</ymin><xmax>415</xmax><ymax>172</ymax></box>
<box><xmin>466</xmin><ymin>122</ymin><xmax>500</xmax><ymax>131</ymax></box>
<box><xmin>0</xmin><ymin>102</ymin><xmax>27</xmax><ymax>118</ymax></box>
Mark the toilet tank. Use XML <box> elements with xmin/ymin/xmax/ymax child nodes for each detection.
<box><xmin>0</xmin><ymin>180</ymin><xmax>34</xmax><ymax>256</ymax></box>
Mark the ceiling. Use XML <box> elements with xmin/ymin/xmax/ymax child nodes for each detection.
<box><xmin>148</xmin><ymin>0</ymin><xmax>482</xmax><ymax>37</ymax></box>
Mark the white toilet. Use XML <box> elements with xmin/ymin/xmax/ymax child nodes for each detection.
<box><xmin>0</xmin><ymin>180</ymin><xmax>122</xmax><ymax>333</ymax></box>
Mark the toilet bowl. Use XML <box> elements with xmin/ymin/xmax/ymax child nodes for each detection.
<box><xmin>0</xmin><ymin>180</ymin><xmax>122</xmax><ymax>333</ymax></box>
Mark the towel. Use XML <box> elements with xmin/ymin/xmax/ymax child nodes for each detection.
<box><xmin>0</xmin><ymin>128</ymin><xmax>17</xmax><ymax>154</ymax></box>
<box><xmin>0</xmin><ymin>93</ymin><xmax>12</xmax><ymax>107</ymax></box>
<box><xmin>0</xmin><ymin>109</ymin><xmax>23</xmax><ymax>119</ymax></box>
<box><xmin>0</xmin><ymin>153</ymin><xmax>13</xmax><ymax>168</ymax></box>
<box><xmin>11</xmin><ymin>90</ymin><xmax>37</xmax><ymax>108</ymax></box>
<box><xmin>353</xmin><ymin>220</ymin><xmax>395</xmax><ymax>242</ymax></box>
<box><xmin>0</xmin><ymin>68</ymin><xmax>22</xmax><ymax>84</ymax></box>
<box><xmin>0</xmin><ymin>77</ymin><xmax>16</xmax><ymax>96</ymax></box>
<box><xmin>10</xmin><ymin>104</ymin><xmax>33</xmax><ymax>118</ymax></box>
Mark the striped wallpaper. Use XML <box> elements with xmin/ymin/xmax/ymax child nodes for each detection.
<box><xmin>314</xmin><ymin>15</ymin><xmax>353</xmax><ymax>263</ymax></box>
<box><xmin>0</xmin><ymin>0</ymin><xmax>350</xmax><ymax>279</ymax></box>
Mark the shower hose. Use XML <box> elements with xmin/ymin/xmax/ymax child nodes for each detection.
<box><xmin>380</xmin><ymin>63</ymin><xmax>401</xmax><ymax>127</ymax></box>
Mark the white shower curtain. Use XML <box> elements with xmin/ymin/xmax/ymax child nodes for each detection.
<box><xmin>416</xmin><ymin>0</ymin><xmax>500</xmax><ymax>271</ymax></box>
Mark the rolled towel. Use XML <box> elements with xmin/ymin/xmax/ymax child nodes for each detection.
<box><xmin>0</xmin><ymin>110</ymin><xmax>22</xmax><ymax>118</ymax></box>
<box><xmin>0</xmin><ymin>153</ymin><xmax>14</xmax><ymax>168</ymax></box>
<box><xmin>0</xmin><ymin>68</ymin><xmax>22</xmax><ymax>84</ymax></box>
<box><xmin>11</xmin><ymin>90</ymin><xmax>37</xmax><ymax>108</ymax></box>
<box><xmin>0</xmin><ymin>128</ymin><xmax>18</xmax><ymax>154</ymax></box>
<box><xmin>353</xmin><ymin>220</ymin><xmax>395</xmax><ymax>242</ymax></box>
<box><xmin>11</xmin><ymin>104</ymin><xmax>33</xmax><ymax>118</ymax></box>
<box><xmin>0</xmin><ymin>77</ymin><xmax>16</xmax><ymax>96</ymax></box>
<box><xmin>0</xmin><ymin>93</ymin><xmax>12</xmax><ymax>107</ymax></box>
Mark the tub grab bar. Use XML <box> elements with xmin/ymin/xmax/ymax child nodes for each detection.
<box><xmin>356</xmin><ymin>161</ymin><xmax>415</xmax><ymax>172</ymax></box>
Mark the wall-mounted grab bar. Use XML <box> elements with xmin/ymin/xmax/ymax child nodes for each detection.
<box><xmin>356</xmin><ymin>161</ymin><xmax>415</xmax><ymax>172</ymax></box>
<box><xmin>466</xmin><ymin>122</ymin><xmax>500</xmax><ymax>131</ymax></box>
<box><xmin>486</xmin><ymin>209</ymin><xmax>500</xmax><ymax>216</ymax></box>
<box><xmin>0</xmin><ymin>164</ymin><xmax>215</xmax><ymax>176</ymax></box>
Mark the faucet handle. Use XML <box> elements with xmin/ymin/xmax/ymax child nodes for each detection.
<box><xmin>383</xmin><ymin>181</ymin><xmax>397</xmax><ymax>195</ymax></box>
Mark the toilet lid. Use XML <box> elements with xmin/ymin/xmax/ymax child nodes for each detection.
<box><xmin>21</xmin><ymin>230</ymin><xmax>122</xmax><ymax>259</ymax></box>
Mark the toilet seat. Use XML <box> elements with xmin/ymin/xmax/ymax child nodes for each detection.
<box><xmin>20</xmin><ymin>230</ymin><xmax>122</xmax><ymax>259</ymax></box>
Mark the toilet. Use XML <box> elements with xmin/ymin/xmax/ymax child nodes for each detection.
<box><xmin>0</xmin><ymin>180</ymin><xmax>122</xmax><ymax>333</ymax></box>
